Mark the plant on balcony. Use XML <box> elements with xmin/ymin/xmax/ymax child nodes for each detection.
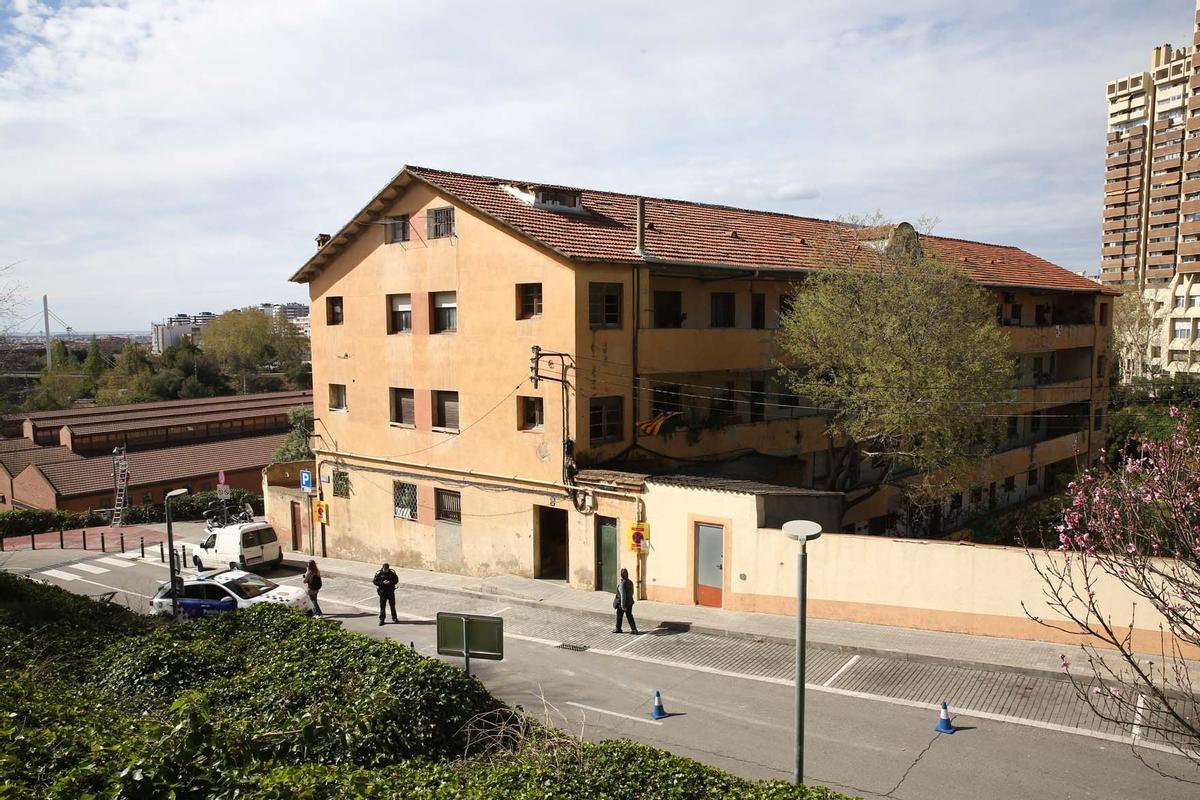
<box><xmin>1026</xmin><ymin>407</ymin><xmax>1200</xmax><ymax>777</ymax></box>
<box><xmin>776</xmin><ymin>219</ymin><xmax>1017</xmax><ymax>528</ymax></box>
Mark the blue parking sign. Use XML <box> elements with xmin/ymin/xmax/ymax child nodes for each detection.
<box><xmin>300</xmin><ymin>469</ymin><xmax>313</xmax><ymax>491</ymax></box>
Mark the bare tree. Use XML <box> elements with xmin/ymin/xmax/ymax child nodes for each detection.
<box><xmin>1112</xmin><ymin>290</ymin><xmax>1161</xmax><ymax>383</ymax></box>
<box><xmin>1026</xmin><ymin>407</ymin><xmax>1200</xmax><ymax>777</ymax></box>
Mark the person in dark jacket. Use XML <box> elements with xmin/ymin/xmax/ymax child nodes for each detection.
<box><xmin>303</xmin><ymin>560</ymin><xmax>324</xmax><ymax>618</ymax></box>
<box><xmin>613</xmin><ymin>568</ymin><xmax>638</xmax><ymax>634</ymax></box>
<box><xmin>374</xmin><ymin>562</ymin><xmax>399</xmax><ymax>625</ymax></box>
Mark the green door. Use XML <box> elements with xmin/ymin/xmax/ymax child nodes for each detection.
<box><xmin>596</xmin><ymin>516</ymin><xmax>619</xmax><ymax>593</ymax></box>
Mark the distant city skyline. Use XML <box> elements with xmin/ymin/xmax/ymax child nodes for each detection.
<box><xmin>0</xmin><ymin>0</ymin><xmax>1191</xmax><ymax>329</ymax></box>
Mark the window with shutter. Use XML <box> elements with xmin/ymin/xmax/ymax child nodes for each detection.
<box><xmin>432</xmin><ymin>292</ymin><xmax>457</xmax><ymax>332</ymax></box>
<box><xmin>390</xmin><ymin>388</ymin><xmax>415</xmax><ymax>426</ymax></box>
<box><xmin>435</xmin><ymin>391</ymin><xmax>460</xmax><ymax>431</ymax></box>
<box><xmin>710</xmin><ymin>293</ymin><xmax>736</xmax><ymax>328</ymax></box>
<box><xmin>387</xmin><ymin>294</ymin><xmax>412</xmax><ymax>334</ymax></box>
<box><xmin>428</xmin><ymin>207</ymin><xmax>455</xmax><ymax>239</ymax></box>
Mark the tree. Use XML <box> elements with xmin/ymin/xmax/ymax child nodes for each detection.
<box><xmin>48</xmin><ymin>339</ymin><xmax>72</xmax><ymax>371</ymax></box>
<box><xmin>94</xmin><ymin>342</ymin><xmax>158</xmax><ymax>405</ymax></box>
<box><xmin>776</xmin><ymin>221</ymin><xmax>1016</xmax><ymax>527</ymax></box>
<box><xmin>1027</xmin><ymin>408</ymin><xmax>1200</xmax><ymax>775</ymax></box>
<box><xmin>1112</xmin><ymin>291</ymin><xmax>1160</xmax><ymax>384</ymax></box>
<box><xmin>199</xmin><ymin>310</ymin><xmax>308</xmax><ymax>393</ymax></box>
<box><xmin>81</xmin><ymin>335</ymin><xmax>106</xmax><ymax>381</ymax></box>
<box><xmin>23</xmin><ymin>370</ymin><xmax>85</xmax><ymax>410</ymax></box>
<box><xmin>273</xmin><ymin>406</ymin><xmax>314</xmax><ymax>462</ymax></box>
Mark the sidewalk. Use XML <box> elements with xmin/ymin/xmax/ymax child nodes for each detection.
<box><xmin>0</xmin><ymin>525</ymin><xmax>167</xmax><ymax>552</ymax></box>
<box><xmin>153</xmin><ymin>521</ymin><xmax>1194</xmax><ymax>683</ymax></box>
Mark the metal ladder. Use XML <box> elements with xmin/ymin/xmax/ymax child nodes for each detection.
<box><xmin>111</xmin><ymin>448</ymin><xmax>129</xmax><ymax>527</ymax></box>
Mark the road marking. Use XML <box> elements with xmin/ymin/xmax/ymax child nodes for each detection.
<box><xmin>67</xmin><ymin>562</ymin><xmax>109</xmax><ymax>574</ymax></box>
<box><xmin>583</xmin><ymin>644</ymin><xmax>1192</xmax><ymax>757</ymax></box>
<box><xmin>114</xmin><ymin>551</ymin><xmax>142</xmax><ymax>559</ymax></box>
<box><xmin>565</xmin><ymin>701</ymin><xmax>663</xmax><ymax>726</ymax></box>
<box><xmin>823</xmin><ymin>654</ymin><xmax>860</xmax><ymax>687</ymax></box>
<box><xmin>609</xmin><ymin>634</ymin><xmax>645</xmax><ymax>654</ymax></box>
<box><xmin>509</xmin><ymin>632</ymin><xmax>563</xmax><ymax>647</ymax></box>
<box><xmin>95</xmin><ymin>557</ymin><xmax>136</xmax><ymax>568</ymax></box>
<box><xmin>492</xmin><ymin>606</ymin><xmax>512</xmax><ymax>615</ymax></box>
<box><xmin>40</xmin><ymin>569</ymin><xmax>78</xmax><ymax>581</ymax></box>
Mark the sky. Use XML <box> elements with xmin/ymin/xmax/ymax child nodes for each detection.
<box><xmin>0</xmin><ymin>0</ymin><xmax>1192</xmax><ymax>333</ymax></box>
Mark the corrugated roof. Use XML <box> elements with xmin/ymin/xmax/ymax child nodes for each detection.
<box><xmin>646</xmin><ymin>474</ymin><xmax>840</xmax><ymax>496</ymax></box>
<box><xmin>292</xmin><ymin>166</ymin><xmax>1112</xmax><ymax>295</ymax></box>
<box><xmin>0</xmin><ymin>445</ymin><xmax>81</xmax><ymax>476</ymax></box>
<box><xmin>30</xmin><ymin>433</ymin><xmax>287</xmax><ymax>497</ymax></box>
<box><xmin>6</xmin><ymin>391</ymin><xmax>310</xmax><ymax>427</ymax></box>
<box><xmin>63</xmin><ymin>405</ymin><xmax>293</xmax><ymax>437</ymax></box>
<box><xmin>574</xmin><ymin>468</ymin><xmax>650</xmax><ymax>491</ymax></box>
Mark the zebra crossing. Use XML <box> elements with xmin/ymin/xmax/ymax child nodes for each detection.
<box><xmin>38</xmin><ymin>550</ymin><xmax>181</xmax><ymax>582</ymax></box>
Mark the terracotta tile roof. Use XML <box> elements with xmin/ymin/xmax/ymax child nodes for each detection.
<box><xmin>30</xmin><ymin>433</ymin><xmax>287</xmax><ymax>497</ymax></box>
<box><xmin>291</xmin><ymin>166</ymin><xmax>1110</xmax><ymax>295</ymax></box>
<box><xmin>0</xmin><ymin>438</ymin><xmax>41</xmax><ymax>453</ymax></box>
<box><xmin>5</xmin><ymin>391</ymin><xmax>311</xmax><ymax>427</ymax></box>
<box><xmin>0</xmin><ymin>445</ymin><xmax>81</xmax><ymax>476</ymax></box>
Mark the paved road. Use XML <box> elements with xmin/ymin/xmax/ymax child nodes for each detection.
<box><xmin>4</xmin><ymin>545</ymin><xmax>1198</xmax><ymax>800</ymax></box>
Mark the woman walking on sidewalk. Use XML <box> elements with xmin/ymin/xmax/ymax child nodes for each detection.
<box><xmin>613</xmin><ymin>568</ymin><xmax>638</xmax><ymax>634</ymax></box>
<box><xmin>303</xmin><ymin>560</ymin><xmax>324</xmax><ymax>618</ymax></box>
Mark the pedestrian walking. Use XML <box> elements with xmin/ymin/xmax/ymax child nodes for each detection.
<box><xmin>374</xmin><ymin>561</ymin><xmax>400</xmax><ymax>625</ymax></box>
<box><xmin>613</xmin><ymin>567</ymin><xmax>638</xmax><ymax>634</ymax></box>
<box><xmin>303</xmin><ymin>560</ymin><xmax>324</xmax><ymax>618</ymax></box>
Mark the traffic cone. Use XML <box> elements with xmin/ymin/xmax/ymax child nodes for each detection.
<box><xmin>650</xmin><ymin>690</ymin><xmax>668</xmax><ymax>720</ymax></box>
<box><xmin>934</xmin><ymin>701</ymin><xmax>955</xmax><ymax>734</ymax></box>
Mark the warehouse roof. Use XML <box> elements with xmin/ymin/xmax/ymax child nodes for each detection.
<box><xmin>6</xmin><ymin>390</ymin><xmax>310</xmax><ymax>427</ymax></box>
<box><xmin>0</xmin><ymin>445</ymin><xmax>81</xmax><ymax>476</ymax></box>
<box><xmin>62</xmin><ymin>405</ymin><xmax>292</xmax><ymax>437</ymax></box>
<box><xmin>26</xmin><ymin>433</ymin><xmax>287</xmax><ymax>497</ymax></box>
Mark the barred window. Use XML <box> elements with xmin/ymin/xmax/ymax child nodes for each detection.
<box><xmin>428</xmin><ymin>207</ymin><xmax>455</xmax><ymax>239</ymax></box>
<box><xmin>332</xmin><ymin>470</ymin><xmax>350</xmax><ymax>498</ymax></box>
<box><xmin>393</xmin><ymin>481</ymin><xmax>417</xmax><ymax>520</ymax></box>
<box><xmin>435</xmin><ymin>489</ymin><xmax>461</xmax><ymax>523</ymax></box>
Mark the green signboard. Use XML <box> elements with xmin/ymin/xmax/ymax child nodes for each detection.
<box><xmin>436</xmin><ymin>612</ymin><xmax>504</xmax><ymax>674</ymax></box>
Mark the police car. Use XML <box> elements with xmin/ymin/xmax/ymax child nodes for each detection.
<box><xmin>151</xmin><ymin>569</ymin><xmax>311</xmax><ymax>619</ymax></box>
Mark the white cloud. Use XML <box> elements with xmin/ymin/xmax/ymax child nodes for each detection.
<box><xmin>0</xmin><ymin>0</ymin><xmax>1190</xmax><ymax>330</ymax></box>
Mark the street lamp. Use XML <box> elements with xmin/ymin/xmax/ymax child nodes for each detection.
<box><xmin>783</xmin><ymin>519</ymin><xmax>822</xmax><ymax>787</ymax></box>
<box><xmin>165</xmin><ymin>488</ymin><xmax>189</xmax><ymax>618</ymax></box>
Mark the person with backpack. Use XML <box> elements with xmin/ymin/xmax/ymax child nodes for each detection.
<box><xmin>303</xmin><ymin>560</ymin><xmax>324</xmax><ymax>618</ymax></box>
<box><xmin>613</xmin><ymin>567</ymin><xmax>638</xmax><ymax>634</ymax></box>
<box><xmin>374</xmin><ymin>562</ymin><xmax>400</xmax><ymax>625</ymax></box>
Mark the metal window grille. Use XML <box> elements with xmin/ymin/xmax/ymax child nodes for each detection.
<box><xmin>393</xmin><ymin>481</ymin><xmax>417</xmax><ymax>520</ymax></box>
<box><xmin>428</xmin><ymin>207</ymin><xmax>455</xmax><ymax>239</ymax></box>
<box><xmin>435</xmin><ymin>489</ymin><xmax>461</xmax><ymax>523</ymax></box>
<box><xmin>332</xmin><ymin>470</ymin><xmax>350</xmax><ymax>498</ymax></box>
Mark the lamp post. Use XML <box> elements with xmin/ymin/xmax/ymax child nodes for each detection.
<box><xmin>783</xmin><ymin>519</ymin><xmax>822</xmax><ymax>787</ymax></box>
<box><xmin>165</xmin><ymin>488</ymin><xmax>189</xmax><ymax>618</ymax></box>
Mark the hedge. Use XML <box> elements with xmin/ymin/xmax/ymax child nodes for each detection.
<box><xmin>0</xmin><ymin>488</ymin><xmax>264</xmax><ymax>538</ymax></box>
<box><xmin>0</xmin><ymin>574</ymin><xmax>855</xmax><ymax>800</ymax></box>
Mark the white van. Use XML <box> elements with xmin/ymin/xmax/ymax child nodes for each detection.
<box><xmin>193</xmin><ymin>523</ymin><xmax>283</xmax><ymax>572</ymax></box>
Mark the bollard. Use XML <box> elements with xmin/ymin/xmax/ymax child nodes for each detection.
<box><xmin>59</xmin><ymin>529</ymin><xmax>64</xmax><ymax>549</ymax></box>
<box><xmin>140</xmin><ymin>537</ymin><xmax>145</xmax><ymax>559</ymax></box>
<box><xmin>120</xmin><ymin>532</ymin><xmax>125</xmax><ymax>553</ymax></box>
<box><xmin>1</xmin><ymin>535</ymin><xmax>5</xmax><ymax>552</ymax></box>
<box><xmin>159</xmin><ymin>541</ymin><xmax>164</xmax><ymax>563</ymax></box>
<box><xmin>100</xmin><ymin>530</ymin><xmax>106</xmax><ymax>552</ymax></box>
<box><xmin>30</xmin><ymin>532</ymin><xmax>35</xmax><ymax>551</ymax></box>
<box><xmin>82</xmin><ymin>529</ymin><xmax>88</xmax><ymax>551</ymax></box>
<box><xmin>181</xmin><ymin>545</ymin><xmax>188</xmax><ymax>567</ymax></box>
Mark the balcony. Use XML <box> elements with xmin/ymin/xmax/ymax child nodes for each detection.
<box><xmin>1005</xmin><ymin>324</ymin><xmax>1095</xmax><ymax>353</ymax></box>
<box><xmin>638</xmin><ymin>327</ymin><xmax>775</xmax><ymax>374</ymax></box>
<box><xmin>1180</xmin><ymin>240</ymin><xmax>1200</xmax><ymax>257</ymax></box>
<box><xmin>1014</xmin><ymin>377</ymin><xmax>1092</xmax><ymax>406</ymax></box>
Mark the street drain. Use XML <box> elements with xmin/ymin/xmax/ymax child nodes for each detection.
<box><xmin>558</xmin><ymin>643</ymin><xmax>590</xmax><ymax>652</ymax></box>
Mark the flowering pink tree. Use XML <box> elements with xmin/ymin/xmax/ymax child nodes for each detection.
<box><xmin>1027</xmin><ymin>407</ymin><xmax>1200</xmax><ymax>773</ymax></box>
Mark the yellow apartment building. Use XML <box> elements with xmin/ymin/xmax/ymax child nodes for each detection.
<box><xmin>288</xmin><ymin>166</ymin><xmax>1114</xmax><ymax>614</ymax></box>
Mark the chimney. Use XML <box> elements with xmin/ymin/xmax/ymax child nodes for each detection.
<box><xmin>633</xmin><ymin>197</ymin><xmax>646</xmax><ymax>256</ymax></box>
<box><xmin>315</xmin><ymin>233</ymin><xmax>331</xmax><ymax>249</ymax></box>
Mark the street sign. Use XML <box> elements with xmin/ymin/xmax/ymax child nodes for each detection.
<box><xmin>313</xmin><ymin>499</ymin><xmax>329</xmax><ymax>525</ymax></box>
<box><xmin>627</xmin><ymin>521</ymin><xmax>650</xmax><ymax>551</ymax></box>
<box><xmin>216</xmin><ymin>484</ymin><xmax>232</xmax><ymax>500</ymax></box>
<box><xmin>436</xmin><ymin>611</ymin><xmax>504</xmax><ymax>675</ymax></box>
<box><xmin>217</xmin><ymin>469</ymin><xmax>226</xmax><ymax>485</ymax></box>
<box><xmin>299</xmin><ymin>469</ymin><xmax>313</xmax><ymax>492</ymax></box>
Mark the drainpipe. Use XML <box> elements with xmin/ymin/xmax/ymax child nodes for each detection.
<box><xmin>634</xmin><ymin>197</ymin><xmax>647</xmax><ymax>257</ymax></box>
<box><xmin>632</xmin><ymin>199</ymin><xmax>645</xmax><ymax>435</ymax></box>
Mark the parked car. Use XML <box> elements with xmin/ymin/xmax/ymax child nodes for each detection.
<box><xmin>193</xmin><ymin>522</ymin><xmax>283</xmax><ymax>572</ymax></box>
<box><xmin>151</xmin><ymin>569</ymin><xmax>311</xmax><ymax>618</ymax></box>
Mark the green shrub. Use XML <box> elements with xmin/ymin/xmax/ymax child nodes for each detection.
<box><xmin>0</xmin><ymin>489</ymin><xmax>264</xmax><ymax>538</ymax></box>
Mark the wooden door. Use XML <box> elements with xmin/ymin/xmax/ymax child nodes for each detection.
<box><xmin>290</xmin><ymin>501</ymin><xmax>302</xmax><ymax>551</ymax></box>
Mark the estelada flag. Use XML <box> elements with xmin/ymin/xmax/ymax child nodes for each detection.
<box><xmin>637</xmin><ymin>411</ymin><xmax>681</xmax><ymax>436</ymax></box>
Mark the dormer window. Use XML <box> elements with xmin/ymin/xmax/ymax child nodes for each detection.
<box><xmin>535</xmin><ymin>188</ymin><xmax>583</xmax><ymax>211</ymax></box>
